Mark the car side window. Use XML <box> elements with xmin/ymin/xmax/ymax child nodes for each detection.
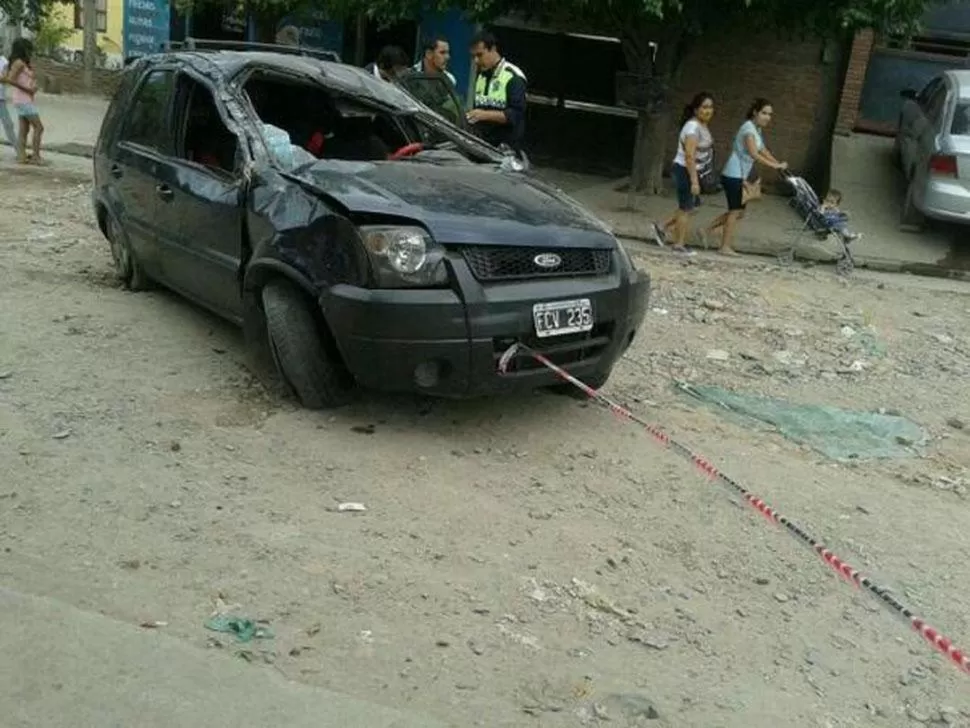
<box><xmin>952</xmin><ymin>103</ymin><xmax>970</xmax><ymax>136</ymax></box>
<box><xmin>174</xmin><ymin>74</ymin><xmax>240</xmax><ymax>176</ymax></box>
<box><xmin>121</xmin><ymin>70</ymin><xmax>175</xmax><ymax>151</ymax></box>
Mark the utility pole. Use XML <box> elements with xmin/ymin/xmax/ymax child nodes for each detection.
<box><xmin>82</xmin><ymin>0</ymin><xmax>97</xmax><ymax>91</ymax></box>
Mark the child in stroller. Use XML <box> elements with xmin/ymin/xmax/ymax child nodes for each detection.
<box><xmin>819</xmin><ymin>189</ymin><xmax>861</xmax><ymax>242</ymax></box>
<box><xmin>778</xmin><ymin>172</ymin><xmax>858</xmax><ymax>274</ymax></box>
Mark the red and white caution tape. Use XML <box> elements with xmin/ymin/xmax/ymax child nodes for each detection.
<box><xmin>498</xmin><ymin>342</ymin><xmax>970</xmax><ymax>675</ymax></box>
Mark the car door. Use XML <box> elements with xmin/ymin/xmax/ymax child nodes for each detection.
<box><xmin>152</xmin><ymin>70</ymin><xmax>247</xmax><ymax>322</ymax></box>
<box><xmin>947</xmin><ymin>94</ymin><xmax>970</xmax><ymax>193</ymax></box>
<box><xmin>113</xmin><ymin>68</ymin><xmax>177</xmax><ymax>281</ymax></box>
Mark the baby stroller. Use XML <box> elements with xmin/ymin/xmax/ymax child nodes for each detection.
<box><xmin>776</xmin><ymin>171</ymin><xmax>856</xmax><ymax>276</ymax></box>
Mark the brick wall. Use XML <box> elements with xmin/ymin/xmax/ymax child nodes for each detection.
<box><xmin>834</xmin><ymin>29</ymin><xmax>875</xmax><ymax>135</ymax></box>
<box><xmin>33</xmin><ymin>58</ymin><xmax>122</xmax><ymax>98</ymax></box>
<box><xmin>672</xmin><ymin>30</ymin><xmax>829</xmax><ymax>180</ymax></box>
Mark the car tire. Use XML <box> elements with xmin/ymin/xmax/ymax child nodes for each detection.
<box><xmin>899</xmin><ymin>178</ymin><xmax>925</xmax><ymax>232</ymax></box>
<box><xmin>107</xmin><ymin>214</ymin><xmax>149</xmax><ymax>291</ymax></box>
<box><xmin>261</xmin><ymin>279</ymin><xmax>355</xmax><ymax>410</ymax></box>
<box><xmin>548</xmin><ymin>370</ymin><xmax>611</xmax><ymax>399</ymax></box>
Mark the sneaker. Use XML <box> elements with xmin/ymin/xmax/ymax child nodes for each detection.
<box><xmin>672</xmin><ymin>245</ymin><xmax>697</xmax><ymax>257</ymax></box>
<box><xmin>651</xmin><ymin>221</ymin><xmax>667</xmax><ymax>247</ymax></box>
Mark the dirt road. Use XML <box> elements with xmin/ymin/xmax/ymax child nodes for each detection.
<box><xmin>2</xmin><ymin>162</ymin><xmax>970</xmax><ymax>727</ymax></box>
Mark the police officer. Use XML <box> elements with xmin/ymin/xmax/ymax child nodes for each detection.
<box><xmin>467</xmin><ymin>30</ymin><xmax>527</xmax><ymax>155</ymax></box>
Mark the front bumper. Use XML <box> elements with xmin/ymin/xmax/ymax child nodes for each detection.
<box><xmin>319</xmin><ymin>248</ymin><xmax>649</xmax><ymax>397</ymax></box>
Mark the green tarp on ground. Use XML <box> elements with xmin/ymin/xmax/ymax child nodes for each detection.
<box><xmin>678</xmin><ymin>382</ymin><xmax>927</xmax><ymax>461</ymax></box>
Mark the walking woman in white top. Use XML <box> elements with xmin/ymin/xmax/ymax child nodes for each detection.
<box><xmin>653</xmin><ymin>92</ymin><xmax>715</xmax><ymax>256</ymax></box>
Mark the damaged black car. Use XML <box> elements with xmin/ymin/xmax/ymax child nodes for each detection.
<box><xmin>92</xmin><ymin>46</ymin><xmax>650</xmax><ymax>408</ymax></box>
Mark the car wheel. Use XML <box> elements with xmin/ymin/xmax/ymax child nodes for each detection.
<box><xmin>548</xmin><ymin>370</ymin><xmax>611</xmax><ymax>399</ymax></box>
<box><xmin>899</xmin><ymin>178</ymin><xmax>925</xmax><ymax>232</ymax></box>
<box><xmin>107</xmin><ymin>215</ymin><xmax>149</xmax><ymax>290</ymax></box>
<box><xmin>261</xmin><ymin>279</ymin><xmax>355</xmax><ymax>409</ymax></box>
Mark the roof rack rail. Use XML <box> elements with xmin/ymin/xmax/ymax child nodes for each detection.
<box><xmin>171</xmin><ymin>37</ymin><xmax>341</xmax><ymax>63</ymax></box>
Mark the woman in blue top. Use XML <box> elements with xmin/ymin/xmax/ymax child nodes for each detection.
<box><xmin>704</xmin><ymin>98</ymin><xmax>787</xmax><ymax>255</ymax></box>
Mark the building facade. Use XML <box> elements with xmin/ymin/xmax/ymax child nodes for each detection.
<box><xmin>52</xmin><ymin>0</ymin><xmax>126</xmax><ymax>67</ymax></box>
<box><xmin>836</xmin><ymin>2</ymin><xmax>970</xmax><ymax>136</ymax></box>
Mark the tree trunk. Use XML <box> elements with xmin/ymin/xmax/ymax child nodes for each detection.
<box><xmin>353</xmin><ymin>14</ymin><xmax>367</xmax><ymax>66</ymax></box>
<box><xmin>82</xmin><ymin>0</ymin><xmax>98</xmax><ymax>91</ymax></box>
<box><xmin>621</xmin><ymin>23</ymin><xmax>687</xmax><ymax>198</ymax></box>
<box><xmin>253</xmin><ymin>12</ymin><xmax>278</xmax><ymax>43</ymax></box>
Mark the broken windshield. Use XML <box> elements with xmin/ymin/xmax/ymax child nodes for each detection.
<box><xmin>242</xmin><ymin>69</ymin><xmax>503</xmax><ymax>171</ymax></box>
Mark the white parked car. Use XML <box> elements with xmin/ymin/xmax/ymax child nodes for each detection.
<box><xmin>895</xmin><ymin>69</ymin><xmax>970</xmax><ymax>230</ymax></box>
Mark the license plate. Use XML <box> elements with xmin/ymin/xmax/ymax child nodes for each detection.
<box><xmin>533</xmin><ymin>299</ymin><xmax>594</xmax><ymax>338</ymax></box>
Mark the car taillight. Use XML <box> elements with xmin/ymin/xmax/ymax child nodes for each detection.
<box><xmin>929</xmin><ymin>154</ymin><xmax>958</xmax><ymax>177</ymax></box>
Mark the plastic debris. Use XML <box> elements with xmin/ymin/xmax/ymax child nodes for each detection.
<box><xmin>204</xmin><ymin>615</ymin><xmax>274</xmax><ymax>642</ymax></box>
<box><xmin>337</xmin><ymin>502</ymin><xmax>366</xmax><ymax>512</ymax></box>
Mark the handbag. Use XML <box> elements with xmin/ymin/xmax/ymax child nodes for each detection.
<box><xmin>697</xmin><ymin>151</ymin><xmax>719</xmax><ymax>194</ymax></box>
<box><xmin>742</xmin><ymin>176</ymin><xmax>762</xmax><ymax>204</ymax></box>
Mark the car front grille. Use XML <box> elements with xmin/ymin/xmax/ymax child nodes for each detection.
<box><xmin>460</xmin><ymin>246</ymin><xmax>611</xmax><ymax>282</ymax></box>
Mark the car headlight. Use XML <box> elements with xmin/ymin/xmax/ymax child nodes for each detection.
<box><xmin>358</xmin><ymin>225</ymin><xmax>449</xmax><ymax>288</ymax></box>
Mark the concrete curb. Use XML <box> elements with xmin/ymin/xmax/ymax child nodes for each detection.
<box><xmin>616</xmin><ymin>229</ymin><xmax>970</xmax><ymax>283</ymax></box>
<box><xmin>47</xmin><ymin>142</ymin><xmax>95</xmax><ymax>158</ymax></box>
<box><xmin>1</xmin><ymin>140</ymin><xmax>94</xmax><ymax>159</ymax></box>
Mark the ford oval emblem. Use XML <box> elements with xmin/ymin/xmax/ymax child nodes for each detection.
<box><xmin>534</xmin><ymin>253</ymin><xmax>562</xmax><ymax>269</ymax></box>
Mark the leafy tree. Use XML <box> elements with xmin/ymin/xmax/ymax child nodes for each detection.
<box><xmin>33</xmin><ymin>13</ymin><xmax>74</xmax><ymax>55</ymax></box>
<box><xmin>1</xmin><ymin>0</ymin><xmax>71</xmax><ymax>31</ymax></box>
<box><xmin>178</xmin><ymin>0</ymin><xmax>937</xmax><ymax>191</ymax></box>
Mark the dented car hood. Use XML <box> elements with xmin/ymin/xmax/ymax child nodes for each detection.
<box><xmin>293</xmin><ymin>161</ymin><xmax>617</xmax><ymax>249</ymax></box>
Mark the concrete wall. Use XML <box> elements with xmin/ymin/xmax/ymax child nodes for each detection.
<box><xmin>52</xmin><ymin>0</ymin><xmax>125</xmax><ymax>62</ymax></box>
<box><xmin>34</xmin><ymin>57</ymin><xmax>122</xmax><ymax>97</ymax></box>
<box><xmin>673</xmin><ymin>29</ymin><xmax>833</xmax><ymax>181</ymax></box>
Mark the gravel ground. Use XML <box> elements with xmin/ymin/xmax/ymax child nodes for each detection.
<box><xmin>2</xmin><ymin>161</ymin><xmax>970</xmax><ymax>727</ymax></box>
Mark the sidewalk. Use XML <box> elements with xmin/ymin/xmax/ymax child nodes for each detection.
<box><xmin>0</xmin><ymin>585</ymin><xmax>447</xmax><ymax>728</ymax></box>
<box><xmin>0</xmin><ymin>93</ymin><xmax>107</xmax><ymax>158</ymax></box>
<box><xmin>539</xmin><ymin>135</ymin><xmax>965</xmax><ymax>278</ymax></box>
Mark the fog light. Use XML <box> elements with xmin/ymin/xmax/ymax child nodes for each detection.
<box><xmin>414</xmin><ymin>360</ymin><xmax>441</xmax><ymax>388</ymax></box>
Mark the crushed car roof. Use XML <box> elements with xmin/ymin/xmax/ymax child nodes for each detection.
<box><xmin>147</xmin><ymin>50</ymin><xmax>422</xmax><ymax>111</ymax></box>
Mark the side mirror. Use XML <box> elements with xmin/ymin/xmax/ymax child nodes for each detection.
<box><xmin>900</xmin><ymin>88</ymin><xmax>917</xmax><ymax>100</ymax></box>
